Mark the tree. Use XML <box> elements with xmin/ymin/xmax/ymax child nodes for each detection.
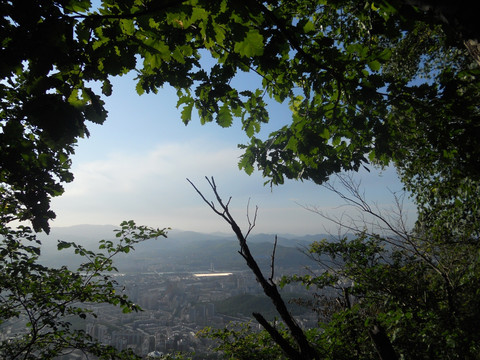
<box><xmin>2</xmin><ymin>0</ymin><xmax>479</xmax><ymax>358</ymax></box>
<box><xmin>198</xmin><ymin>322</ymin><xmax>287</xmax><ymax>360</ymax></box>
<box><xmin>280</xmin><ymin>174</ymin><xmax>480</xmax><ymax>359</ymax></box>
<box><xmin>192</xmin><ymin>174</ymin><xmax>480</xmax><ymax>359</ymax></box>
<box><xmin>2</xmin><ymin>0</ymin><xmax>478</xmax><ymax>232</ymax></box>
<box><xmin>0</xmin><ymin>220</ymin><xmax>167</xmax><ymax>359</ymax></box>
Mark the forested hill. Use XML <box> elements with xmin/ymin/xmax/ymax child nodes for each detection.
<box><xmin>36</xmin><ymin>225</ymin><xmax>337</xmax><ymax>272</ymax></box>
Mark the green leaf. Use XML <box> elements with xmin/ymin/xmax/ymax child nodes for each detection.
<box><xmin>217</xmin><ymin>103</ymin><xmax>233</xmax><ymax>127</ymax></box>
<box><xmin>238</xmin><ymin>151</ymin><xmax>255</xmax><ymax>175</ymax></box>
<box><xmin>57</xmin><ymin>241</ymin><xmax>72</xmax><ymax>250</ymax></box>
<box><xmin>171</xmin><ymin>47</ymin><xmax>186</xmax><ymax>64</ymax></box>
<box><xmin>181</xmin><ymin>101</ymin><xmax>194</xmax><ymax>125</ymax></box>
<box><xmin>234</xmin><ymin>30</ymin><xmax>264</xmax><ymax>57</ymax></box>
<box><xmin>303</xmin><ymin>21</ymin><xmax>315</xmax><ymax>33</ymax></box>
<box><xmin>367</xmin><ymin>60</ymin><xmax>381</xmax><ymax>72</ymax></box>
<box><xmin>67</xmin><ymin>88</ymin><xmax>85</xmax><ymax>108</ymax></box>
<box><xmin>119</xmin><ymin>19</ymin><xmax>135</xmax><ymax>36</ymax></box>
<box><xmin>101</xmin><ymin>79</ymin><xmax>112</xmax><ymax>96</ymax></box>
<box><xmin>65</xmin><ymin>0</ymin><xmax>91</xmax><ymax>13</ymax></box>
<box><xmin>143</xmin><ymin>40</ymin><xmax>171</xmax><ymax>67</ymax></box>
<box><xmin>332</xmin><ymin>135</ymin><xmax>341</xmax><ymax>146</ymax></box>
<box><xmin>319</xmin><ymin>127</ymin><xmax>330</xmax><ymax>140</ymax></box>
<box><xmin>135</xmin><ymin>80</ymin><xmax>145</xmax><ymax>96</ymax></box>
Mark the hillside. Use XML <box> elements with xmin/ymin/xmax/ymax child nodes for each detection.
<box><xmin>36</xmin><ymin>225</ymin><xmax>333</xmax><ymax>272</ymax></box>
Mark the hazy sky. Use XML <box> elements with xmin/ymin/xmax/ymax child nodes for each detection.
<box><xmin>50</xmin><ymin>72</ymin><xmax>416</xmax><ymax>235</ymax></box>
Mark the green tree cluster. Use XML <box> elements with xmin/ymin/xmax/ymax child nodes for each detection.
<box><xmin>0</xmin><ymin>221</ymin><xmax>166</xmax><ymax>359</ymax></box>
<box><xmin>1</xmin><ymin>0</ymin><xmax>479</xmax><ymax>358</ymax></box>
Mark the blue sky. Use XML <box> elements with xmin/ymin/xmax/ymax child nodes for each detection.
<box><xmin>50</xmin><ymin>72</ymin><xmax>416</xmax><ymax>235</ymax></box>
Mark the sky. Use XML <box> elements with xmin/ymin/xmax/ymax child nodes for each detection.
<box><xmin>49</xmin><ymin>71</ymin><xmax>416</xmax><ymax>236</ymax></box>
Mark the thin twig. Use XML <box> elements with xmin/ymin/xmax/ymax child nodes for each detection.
<box><xmin>245</xmin><ymin>198</ymin><xmax>258</xmax><ymax>240</ymax></box>
<box><xmin>269</xmin><ymin>235</ymin><xmax>278</xmax><ymax>283</ymax></box>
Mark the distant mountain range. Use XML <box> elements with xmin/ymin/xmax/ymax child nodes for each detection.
<box><xmin>36</xmin><ymin>224</ymin><xmax>340</xmax><ymax>272</ymax></box>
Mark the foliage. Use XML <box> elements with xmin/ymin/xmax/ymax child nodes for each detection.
<box><xmin>2</xmin><ymin>0</ymin><xmax>480</xmax><ymax>358</ymax></box>
<box><xmin>0</xmin><ymin>220</ymin><xmax>167</xmax><ymax>359</ymax></box>
<box><xmin>154</xmin><ymin>351</ymin><xmax>194</xmax><ymax>360</ymax></box>
<box><xmin>272</xmin><ymin>170</ymin><xmax>480</xmax><ymax>360</ymax></box>
<box><xmin>287</xmin><ymin>229</ymin><xmax>480</xmax><ymax>359</ymax></box>
<box><xmin>203</xmin><ymin>212</ymin><xmax>480</xmax><ymax>359</ymax></box>
<box><xmin>199</xmin><ymin>322</ymin><xmax>288</xmax><ymax>360</ymax></box>
<box><xmin>193</xmin><ymin>168</ymin><xmax>480</xmax><ymax>359</ymax></box>
<box><xmin>1</xmin><ymin>0</ymin><xmax>108</xmax><ymax>232</ymax></box>
<box><xmin>2</xmin><ymin>0</ymin><xmax>478</xmax><ymax>233</ymax></box>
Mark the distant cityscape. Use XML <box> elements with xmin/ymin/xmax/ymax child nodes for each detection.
<box><xmin>75</xmin><ymin>270</ymin><xmax>316</xmax><ymax>358</ymax></box>
<box><xmin>0</xmin><ymin>226</ymin><xmax>329</xmax><ymax>359</ymax></box>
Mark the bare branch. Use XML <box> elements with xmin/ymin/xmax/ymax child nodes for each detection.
<box><xmin>188</xmin><ymin>177</ymin><xmax>319</xmax><ymax>360</ymax></box>
<box><xmin>245</xmin><ymin>198</ymin><xmax>258</xmax><ymax>240</ymax></box>
<box><xmin>187</xmin><ymin>177</ymin><xmax>232</xmax><ymax>223</ymax></box>
<box><xmin>302</xmin><ymin>172</ymin><xmax>448</xmax><ymax>283</ymax></box>
<box><xmin>269</xmin><ymin>235</ymin><xmax>278</xmax><ymax>284</ymax></box>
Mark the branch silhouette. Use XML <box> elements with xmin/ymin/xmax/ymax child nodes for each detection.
<box><xmin>187</xmin><ymin>176</ymin><xmax>319</xmax><ymax>360</ymax></box>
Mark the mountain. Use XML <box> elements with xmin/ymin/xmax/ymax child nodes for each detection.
<box><xmin>36</xmin><ymin>225</ymin><xmax>332</xmax><ymax>272</ymax></box>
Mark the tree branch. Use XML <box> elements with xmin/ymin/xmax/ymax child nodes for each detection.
<box><xmin>188</xmin><ymin>177</ymin><xmax>319</xmax><ymax>359</ymax></box>
<box><xmin>368</xmin><ymin>322</ymin><xmax>399</xmax><ymax>360</ymax></box>
<box><xmin>253</xmin><ymin>312</ymin><xmax>300</xmax><ymax>359</ymax></box>
<box><xmin>269</xmin><ymin>235</ymin><xmax>278</xmax><ymax>283</ymax></box>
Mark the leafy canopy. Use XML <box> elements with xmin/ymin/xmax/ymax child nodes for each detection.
<box><xmin>2</xmin><ymin>1</ymin><xmax>479</xmax><ymax>359</ymax></box>
<box><xmin>2</xmin><ymin>0</ymin><xmax>479</xmax><ymax>233</ymax></box>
